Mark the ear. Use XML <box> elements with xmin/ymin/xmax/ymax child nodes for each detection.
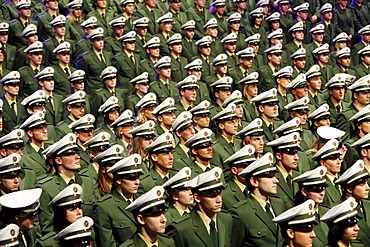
<box><xmin>0</xmin><ymin>149</ymin><xmax>7</xmax><ymax>157</ymax></box>
<box><xmin>291</xmin><ymin>89</ymin><xmax>297</xmax><ymax>96</ymax></box>
<box><xmin>116</xmin><ymin>178</ymin><xmax>122</xmax><ymax>185</ymax></box>
<box><xmin>151</xmin><ymin>153</ymin><xmax>158</xmax><ymax>162</ymax></box>
<box><xmin>191</xmin><ymin>148</ymin><xmax>197</xmax><ymax>156</ymax></box>
<box><xmin>55</xmin><ymin>156</ymin><xmax>63</xmax><ymax>165</ymax></box>
<box><xmin>136</xmin><ymin>214</ymin><xmax>146</xmax><ymax>226</ymax></box>
<box><xmin>286</xmin><ymin>228</ymin><xmax>295</xmax><ymax>239</ymax></box>
<box><xmin>218</xmin><ymin>122</ymin><xmax>225</xmax><ymax>130</ymax></box>
<box><xmin>258</xmin><ymin>104</ymin><xmax>264</xmax><ymax>113</ymax></box>
<box><xmin>361</xmin><ymin>148</ymin><xmax>367</xmax><ymax>158</ymax></box>
<box><xmin>319</xmin><ymin>160</ymin><xmax>325</xmax><ymax>167</ymax></box>
<box><xmin>193</xmin><ymin>192</ymin><xmax>201</xmax><ymax>204</ymax></box>
<box><xmin>157</xmin><ymin>115</ymin><xmax>163</xmax><ymax>123</ymax></box>
<box><xmin>180</xmin><ymin>89</ymin><xmax>185</xmax><ymax>97</ymax></box>
<box><xmin>275</xmin><ymin>152</ymin><xmax>282</xmax><ymax>161</ymax></box>
<box><xmin>250</xmin><ymin>176</ymin><xmax>259</xmax><ymax>188</ymax></box>
<box><xmin>230</xmin><ymin>166</ymin><xmax>239</xmax><ymax>175</ymax></box>
<box><xmin>26</xmin><ymin>129</ymin><xmax>33</xmax><ymax>138</ymax></box>
<box><xmin>346</xmin><ymin>186</ymin><xmax>353</xmax><ymax>195</ymax></box>
<box><xmin>67</xmin><ymin>105</ymin><xmax>72</xmax><ymax>112</ymax></box>
<box><xmin>301</xmin><ymin>188</ymin><xmax>308</xmax><ymax>197</ymax></box>
<box><xmin>214</xmin><ymin>91</ymin><xmax>220</xmax><ymax>99</ymax></box>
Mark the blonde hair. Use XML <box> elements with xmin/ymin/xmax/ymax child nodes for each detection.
<box><xmin>127</xmin><ymin>136</ymin><xmax>148</xmax><ymax>160</ymax></box>
<box><xmin>67</xmin><ymin>9</ymin><xmax>82</xmax><ymax>24</ymax></box>
<box><xmin>97</xmin><ymin>166</ymin><xmax>112</xmax><ymax>196</ymax></box>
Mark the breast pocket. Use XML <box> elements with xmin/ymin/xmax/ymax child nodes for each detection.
<box><xmin>249</xmin><ymin>228</ymin><xmax>267</xmax><ymax>239</ymax></box>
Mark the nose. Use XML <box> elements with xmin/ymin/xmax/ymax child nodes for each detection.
<box><xmin>310</xmin><ymin>230</ymin><xmax>316</xmax><ymax>238</ymax></box>
<box><xmin>354</xmin><ymin>224</ymin><xmax>360</xmax><ymax>231</ymax></box>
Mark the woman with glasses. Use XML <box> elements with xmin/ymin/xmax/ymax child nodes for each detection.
<box><xmin>127</xmin><ymin>120</ymin><xmax>156</xmax><ymax>173</ymax></box>
<box><xmin>65</xmin><ymin>0</ymin><xmax>84</xmax><ymax>41</ymax></box>
<box><xmin>93</xmin><ymin>154</ymin><xmax>144</xmax><ymax>247</ymax></box>
<box><xmin>334</xmin><ymin>160</ymin><xmax>370</xmax><ymax>246</ymax></box>
<box><xmin>293</xmin><ymin>166</ymin><xmax>330</xmax><ymax>246</ymax></box>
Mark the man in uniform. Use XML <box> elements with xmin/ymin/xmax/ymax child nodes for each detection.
<box><xmin>139</xmin><ymin>36</ymin><xmax>161</xmax><ymax>83</ymax></box>
<box><xmin>229</xmin><ymin>152</ymin><xmax>286</xmax><ymax>247</ymax></box>
<box><xmin>351</xmin><ymin>25</ymin><xmax>370</xmax><ymax>66</ymax></box>
<box><xmin>126</xmin><ymin>72</ymin><xmax>150</xmax><ymax>113</ymax></box>
<box><xmin>258</xmin><ymin>44</ymin><xmax>283</xmax><ymax>92</ymax></box>
<box><xmin>354</xmin><ymin>45</ymin><xmax>370</xmax><ymax>78</ymax></box>
<box><xmin>181</xmin><ymin>20</ymin><xmax>197</xmax><ymax>61</ymax></box>
<box><xmin>319</xmin><ymin>3</ymin><xmax>335</xmax><ymax>46</ymax></box>
<box><xmin>167</xmin><ymin>0</ymin><xmax>188</xmax><ymax>33</ymax></box>
<box><xmin>104</xmin><ymin>16</ymin><xmax>125</xmax><ymax>56</ymax></box>
<box><xmin>207</xmin><ymin>54</ymin><xmax>228</xmax><ymax>88</ymax></box>
<box><xmin>195</xmin><ymin>36</ymin><xmax>213</xmax><ymax>81</ymax></box>
<box><xmin>167</xmin><ymin>167</ymin><xmax>233</xmax><ymax>247</ymax></box>
<box><xmin>228</xmin><ymin>47</ymin><xmax>255</xmax><ymax>86</ymax></box>
<box><xmin>85</xmin><ymin>0</ymin><xmax>112</xmax><ymax>36</ymax></box>
<box><xmin>175</xmin><ymin>75</ymin><xmax>199</xmax><ymax>114</ymax></box>
<box><xmin>133</xmin><ymin>17</ymin><xmax>152</xmax><ymax>60</ymax></box>
<box><xmin>333</xmin><ymin>47</ymin><xmax>357</xmax><ymax>76</ymax></box>
<box><xmin>0</xmin><ymin>24</ymin><xmax>16</xmax><ymax>72</ymax></box>
<box><xmin>14</xmin><ymin>24</ymin><xmax>39</xmax><ymax>70</ymax></box>
<box><xmin>167</xmin><ymin>33</ymin><xmax>187</xmax><ymax>83</ymax></box>
<box><xmin>236</xmin><ymin>118</ymin><xmax>265</xmax><ymax>158</ymax></box>
<box><xmin>34</xmin><ymin>0</ymin><xmax>59</xmax><ymax>41</ymax></box>
<box><xmin>0</xmin><ymin>153</ymin><xmax>23</xmax><ymax>195</ymax></box>
<box><xmin>186</xmin><ymin>0</ymin><xmax>211</xmax><ymax>40</ymax></box>
<box><xmin>73</xmin><ymin>17</ymin><xmax>97</xmax><ymax>62</ymax></box>
<box><xmin>285</xmin><ymin>22</ymin><xmax>310</xmax><ymax>65</ymax></box>
<box><xmin>152</xmin><ymin>97</ymin><xmax>177</xmax><ymax>136</ymax></box>
<box><xmin>209</xmin><ymin>76</ymin><xmax>232</xmax><ymax>118</ymax></box>
<box><xmin>184</xmin><ymin>59</ymin><xmax>210</xmax><ymax>105</ymax></box>
<box><xmin>312</xmin><ymin>44</ymin><xmax>334</xmax><ymax>87</ymax></box>
<box><xmin>220</xmin><ymin>33</ymin><xmax>238</xmax><ymax>71</ymax></box>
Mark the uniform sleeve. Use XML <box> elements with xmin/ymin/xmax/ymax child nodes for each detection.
<box><xmin>165</xmin><ymin>224</ymin><xmax>185</xmax><ymax>247</ymax></box>
<box><xmin>93</xmin><ymin>204</ymin><xmax>117</xmax><ymax>247</ymax></box>
<box><xmin>37</xmin><ymin>187</ymin><xmax>54</xmax><ymax>235</ymax></box>
<box><xmin>229</xmin><ymin>209</ymin><xmax>245</xmax><ymax>247</ymax></box>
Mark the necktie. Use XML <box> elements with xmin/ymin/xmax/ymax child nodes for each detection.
<box><xmin>186</xmin><ymin>106</ymin><xmax>192</xmax><ymax>111</ymax></box>
<box><xmin>130</xmin><ymin>55</ymin><xmax>135</xmax><ymax>65</ymax></box>
<box><xmin>163</xmin><ymin>176</ymin><xmax>169</xmax><ymax>182</ymax></box>
<box><xmin>99</xmin><ymin>53</ymin><xmax>106</xmax><ymax>66</ymax></box>
<box><xmin>243</xmin><ymin>188</ymin><xmax>248</xmax><ymax>197</ymax></box>
<box><xmin>10</xmin><ymin>102</ymin><xmax>17</xmax><ymax>116</ymax></box>
<box><xmin>150</xmin><ymin>10</ymin><xmax>155</xmax><ymax>20</ymax></box>
<box><xmin>166</xmin><ymin>35</ymin><xmax>170</xmax><ymax>40</ymax></box>
<box><xmin>24</xmin><ymin>21</ymin><xmax>28</xmax><ymax>27</ymax></box>
<box><xmin>128</xmin><ymin>17</ymin><xmax>132</xmax><ymax>26</ymax></box>
<box><xmin>244</xmin><ymin>71</ymin><xmax>248</xmax><ymax>77</ymax></box>
<box><xmin>60</xmin><ymin>39</ymin><xmax>64</xmax><ymax>44</ymax></box>
<box><xmin>48</xmin><ymin>96</ymin><xmax>54</xmax><ymax>111</ymax></box>
<box><xmin>64</xmin><ymin>67</ymin><xmax>70</xmax><ymax>75</ymax></box>
<box><xmin>101</xmin><ymin>13</ymin><xmax>105</xmax><ymax>19</ymax></box>
<box><xmin>336</xmin><ymin>105</ymin><xmax>341</xmax><ymax>113</ymax></box>
<box><xmin>34</xmin><ymin>68</ymin><xmax>39</xmax><ymax>75</ymax></box>
<box><xmin>38</xmin><ymin>147</ymin><xmax>44</xmax><ymax>156</ymax></box>
<box><xmin>205</xmin><ymin>57</ymin><xmax>209</xmax><ymax>64</ymax></box>
<box><xmin>68</xmin><ymin>179</ymin><xmax>75</xmax><ymax>185</ymax></box>
<box><xmin>286</xmin><ymin>174</ymin><xmax>293</xmax><ymax>195</ymax></box>
<box><xmin>333</xmin><ymin>177</ymin><xmax>341</xmax><ymax>194</ymax></box>
<box><xmin>265</xmin><ymin>202</ymin><xmax>274</xmax><ymax>221</ymax></box>
<box><xmin>210</xmin><ymin>220</ymin><xmax>218</xmax><ymax>247</ymax></box>
<box><xmin>314</xmin><ymin>95</ymin><xmax>318</xmax><ymax>104</ymax></box>
<box><xmin>52</xmin><ymin>14</ymin><xmax>56</xmax><ymax>19</ymax></box>
<box><xmin>205</xmin><ymin>167</ymin><xmax>211</xmax><ymax>172</ymax></box>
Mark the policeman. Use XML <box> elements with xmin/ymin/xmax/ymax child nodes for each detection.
<box><xmin>189</xmin><ymin>100</ymin><xmax>211</xmax><ymax>132</ymax></box>
<box><xmin>167</xmin><ymin>33</ymin><xmax>188</xmax><ymax>83</ymax></box>
<box><xmin>333</xmin><ymin>47</ymin><xmax>356</xmax><ymax>76</ymax></box>
<box><xmin>290</xmin><ymin>48</ymin><xmax>307</xmax><ymax>78</ymax></box>
<box><xmin>312</xmin><ymin>44</ymin><xmax>334</xmax><ymax>86</ymax></box>
<box><xmin>305</xmin><ymin>64</ymin><xmax>325</xmax><ymax>108</ymax></box>
<box><xmin>228</xmin><ymin>47</ymin><xmax>255</xmax><ymax>86</ymax></box>
<box><xmin>236</xmin><ymin>118</ymin><xmax>265</xmax><ymax>157</ymax></box>
<box><xmin>175</xmin><ymin>75</ymin><xmax>199</xmax><ymax>114</ymax></box>
<box><xmin>14</xmin><ymin>24</ymin><xmax>38</xmax><ymax>70</ymax></box>
<box><xmin>104</xmin><ymin>17</ymin><xmax>125</xmax><ymax>56</ymax></box>
<box><xmin>184</xmin><ymin>59</ymin><xmax>211</xmax><ymax>105</ymax></box>
<box><xmin>74</xmin><ymin>17</ymin><xmax>98</xmax><ymax>62</ymax></box>
<box><xmin>355</xmin><ymin>45</ymin><xmax>370</xmax><ymax>78</ymax></box>
<box><xmin>209</xmin><ymin>76</ymin><xmax>232</xmax><ymax>118</ymax></box>
<box><xmin>133</xmin><ymin>17</ymin><xmax>152</xmax><ymax>60</ymax></box>
<box><xmin>152</xmin><ymin>97</ymin><xmax>177</xmax><ymax>137</ymax></box>
<box><xmin>0</xmin><ymin>154</ymin><xmax>22</xmax><ymax>195</ymax></box>
<box><xmin>95</xmin><ymin>96</ymin><xmax>121</xmax><ymax>143</ymax></box>
<box><xmin>67</xmin><ymin>70</ymin><xmax>92</xmax><ymax>115</ymax></box>
<box><xmin>258</xmin><ymin>44</ymin><xmax>283</xmax><ymax>92</ymax></box>
<box><xmin>181</xmin><ymin>20</ymin><xmax>197</xmax><ymax>61</ymax></box>
<box><xmin>135</xmin><ymin>92</ymin><xmax>158</xmax><ymax>125</ymax></box>
<box><xmin>111</xmin><ymin>109</ymin><xmax>135</xmax><ymax>154</ymax></box>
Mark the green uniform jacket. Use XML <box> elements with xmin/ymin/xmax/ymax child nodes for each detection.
<box><xmin>244</xmin><ymin>25</ymin><xmax>268</xmax><ymax>52</ymax></box>
<box><xmin>322</xmin><ymin>176</ymin><xmax>341</xmax><ymax>208</ymax></box>
<box><xmin>335</xmin><ymin>103</ymin><xmax>359</xmax><ymax>144</ymax></box>
<box><xmin>36</xmin><ymin>172</ymin><xmax>99</xmax><ymax>235</ymax></box>
<box><xmin>65</xmin><ymin>19</ymin><xmax>84</xmax><ymax>42</ymax></box>
<box><xmin>14</xmin><ymin>47</ymin><xmax>29</xmax><ymax>70</ymax></box>
<box><xmin>126</xmin><ymin>93</ymin><xmax>141</xmax><ymax>113</ymax></box>
<box><xmin>19</xmin><ymin>64</ymin><xmax>45</xmax><ymax>97</ymax></box>
<box><xmin>319</xmin><ymin>64</ymin><xmax>334</xmax><ymax>87</ymax></box>
<box><xmin>77</xmin><ymin>144</ymin><xmax>91</xmax><ymax>170</ymax></box>
<box><xmin>172</xmin><ymin>144</ymin><xmax>192</xmax><ymax>171</ymax></box>
<box><xmin>181</xmin><ymin>38</ymin><xmax>198</xmax><ymax>62</ymax></box>
<box><xmin>326</xmin><ymin>98</ymin><xmax>351</xmax><ymax>127</ymax></box>
<box><xmin>351</xmin><ymin>42</ymin><xmax>366</xmax><ymax>66</ymax></box>
<box><xmin>279</xmin><ymin>11</ymin><xmax>293</xmax><ymax>32</ymax></box>
<box><xmin>197</xmin><ymin>55</ymin><xmax>214</xmax><ymax>81</ymax></box>
<box><xmin>45</xmin><ymin>93</ymin><xmax>65</xmax><ymax>126</ymax></box>
<box><xmin>313</xmin><ymin>206</ymin><xmax>330</xmax><ymax>247</ymax></box>
<box><xmin>213</xmin><ymin>14</ymin><xmax>228</xmax><ymax>38</ymax></box>
<box><xmin>333</xmin><ymin>7</ymin><xmax>355</xmax><ymax>40</ymax></box>
<box><xmin>104</xmin><ymin>34</ymin><xmax>123</xmax><ymax>56</ymax></box>
<box><xmin>222</xmin><ymin>179</ymin><xmax>246</xmax><ymax>211</ymax></box>
<box><xmin>3</xmin><ymin>44</ymin><xmax>16</xmax><ymax>71</ymax></box>
<box><xmin>53</xmin><ymin>64</ymin><xmax>76</xmax><ymax>98</ymax></box>
<box><xmin>111</xmin><ymin>51</ymin><xmax>140</xmax><ymax>93</ymax></box>
<box><xmin>229</xmin><ymin>194</ymin><xmax>286</xmax><ymax>247</ymax></box>
<box><xmin>186</xmin><ymin>7</ymin><xmax>211</xmax><ymax>40</ymax></box>
<box><xmin>354</xmin><ymin>63</ymin><xmax>370</xmax><ymax>78</ymax></box>
<box><xmin>55</xmin><ymin>117</ymin><xmax>73</xmax><ymax>140</ymax></box>
<box><xmin>242</xmin><ymin>99</ymin><xmax>258</xmax><ymax>123</ymax></box>
<box><xmin>258</xmin><ymin>64</ymin><xmax>277</xmax><ymax>93</ymax></box>
<box><xmin>273</xmin><ymin>168</ymin><xmax>300</xmax><ymax>209</ymax></box>
<box><xmin>20</xmin><ymin>167</ymin><xmax>37</xmax><ymax>190</ymax></box>
<box><xmin>168</xmin><ymin>9</ymin><xmax>188</xmax><ymax>34</ymax></box>
<box><xmin>354</xmin><ymin>200</ymin><xmax>370</xmax><ymax>247</ymax></box>
<box><xmin>74</xmin><ymin>38</ymin><xmax>91</xmax><ymax>64</ymax></box>
<box><xmin>212</xmin><ymin>136</ymin><xmax>242</xmax><ymax>169</ymax></box>
<box><xmin>170</xmin><ymin>54</ymin><xmax>188</xmax><ymax>83</ymax></box>
<box><xmin>76</xmin><ymin>50</ymin><xmax>113</xmax><ymax>93</ymax></box>
<box><xmin>43</xmin><ymin>37</ymin><xmax>76</xmax><ymax>66</ymax></box>
<box><xmin>137</xmin><ymin>168</ymin><xmax>176</xmax><ymax>196</ymax></box>
<box><xmin>320</xmin><ymin>19</ymin><xmax>336</xmax><ymax>47</ymax></box>
<box><xmin>164</xmin><ymin>205</ymin><xmax>184</xmax><ymax>225</ymax></box>
<box><xmin>1</xmin><ymin>97</ymin><xmax>27</xmax><ymax>134</ymax></box>
<box><xmin>167</xmin><ymin>209</ymin><xmax>232</xmax><ymax>247</ymax></box>
<box><xmin>94</xmin><ymin>124</ymin><xmax>117</xmax><ymax>144</ymax></box>
<box><xmin>148</xmin><ymin>80</ymin><xmax>180</xmax><ymax>103</ymax></box>
<box><xmin>2</xmin><ymin>1</ymin><xmax>18</xmax><ymax>22</ymax></box>
<box><xmin>284</xmin><ymin>42</ymin><xmax>312</xmax><ymax>66</ymax></box>
<box><xmin>93</xmin><ymin>190</ymin><xmax>137</xmax><ymax>247</ymax></box>
<box><xmin>86</xmin><ymin>10</ymin><xmax>113</xmax><ymax>37</ymax></box>
<box><xmin>35</xmin><ymin>10</ymin><xmax>56</xmax><ymax>41</ymax></box>
<box><xmin>139</xmin><ymin>58</ymin><xmax>157</xmax><ymax>83</ymax></box>
<box><xmin>21</xmin><ymin>143</ymin><xmax>49</xmax><ymax>178</ymax></box>
<box><xmin>120</xmin><ymin>233</ymin><xmax>175</xmax><ymax>247</ymax></box>
<box><xmin>134</xmin><ymin>6</ymin><xmax>163</xmax><ymax>36</ymax></box>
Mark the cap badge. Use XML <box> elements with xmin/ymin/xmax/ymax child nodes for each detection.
<box><xmin>320</xmin><ymin>170</ymin><xmax>324</xmax><ymax>175</ymax></box>
<box><xmin>17</xmin><ymin>131</ymin><xmax>21</xmax><ymax>137</ymax></box>
<box><xmin>309</xmin><ymin>204</ymin><xmax>313</xmax><ymax>210</ymax></box>
<box><xmin>101</xmin><ymin>135</ymin><xmax>106</xmax><ymax>140</ymax></box>
<box><xmin>350</xmin><ymin>201</ymin><xmax>355</xmax><ymax>208</ymax></box>
<box><xmin>10</xmin><ymin>229</ymin><xmax>15</xmax><ymax>236</ymax></box>
<box><xmin>185</xmin><ymin>170</ymin><xmax>190</xmax><ymax>175</ymax></box>
<box><xmin>134</xmin><ymin>157</ymin><xmax>139</xmax><ymax>163</ymax></box>
<box><xmin>166</xmin><ymin>135</ymin><xmax>170</xmax><ymax>140</ymax></box>
<box><xmin>84</xmin><ymin>220</ymin><xmax>89</xmax><ymax>227</ymax></box>
<box><xmin>12</xmin><ymin>156</ymin><xmax>17</xmax><ymax>162</ymax></box>
<box><xmin>156</xmin><ymin>190</ymin><xmax>161</xmax><ymax>196</ymax></box>
<box><xmin>116</xmin><ymin>147</ymin><xmax>120</xmax><ymax>152</ymax></box>
<box><xmin>70</xmin><ymin>136</ymin><xmax>74</xmax><ymax>141</ymax></box>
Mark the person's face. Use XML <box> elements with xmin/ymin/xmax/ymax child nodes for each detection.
<box><xmin>119</xmin><ymin>174</ymin><xmax>140</xmax><ymax>195</ymax></box>
<box><xmin>225</xmin><ymin>42</ymin><xmax>236</xmax><ymax>53</ymax></box>
<box><xmin>279</xmin><ymin>151</ymin><xmax>299</xmax><ymax>170</ymax></box>
<box><xmin>236</xmin><ymin>1</ymin><xmax>246</xmax><ymax>10</ymax></box>
<box><xmin>104</xmin><ymin>77</ymin><xmax>117</xmax><ymax>89</ymax></box>
<box><xmin>96</xmin><ymin>0</ymin><xmax>106</xmax><ymax>9</ymax></box>
<box><xmin>291</xmin><ymin>111</ymin><xmax>309</xmax><ymax>125</ymax></box>
<box><xmin>71</xmin><ymin>7</ymin><xmax>82</xmax><ymax>18</ymax></box>
<box><xmin>302</xmin><ymin>187</ymin><xmax>326</xmax><ymax>204</ymax></box>
<box><xmin>207</xmin><ymin>27</ymin><xmax>218</xmax><ymax>38</ymax></box>
<box><xmin>75</xmin><ymin>129</ymin><xmax>93</xmax><ymax>144</ymax></box>
<box><xmin>350</xmin><ymin>179</ymin><xmax>370</xmax><ymax>200</ymax></box>
<box><xmin>169</xmin><ymin>1</ymin><xmax>181</xmax><ymax>11</ymax></box>
<box><xmin>159</xmin><ymin>111</ymin><xmax>176</xmax><ymax>128</ymax></box>
<box><xmin>65</xmin><ymin>205</ymin><xmax>83</xmax><ymax>224</ymax></box>
<box><xmin>290</xmin><ymin>228</ymin><xmax>316</xmax><ymax>247</ymax></box>
<box><xmin>292</xmin><ymin>86</ymin><xmax>309</xmax><ymax>99</ymax></box>
<box><xmin>298</xmin><ymin>10</ymin><xmax>308</xmax><ymax>20</ymax></box>
<box><xmin>268</xmin><ymin>53</ymin><xmax>282</xmax><ymax>66</ymax></box>
<box><xmin>270</xmin><ymin>21</ymin><xmax>280</xmax><ymax>30</ymax></box>
<box><xmin>181</xmin><ymin>87</ymin><xmax>197</xmax><ymax>103</ymax></box>
<box><xmin>183</xmin><ymin>29</ymin><xmax>195</xmax><ymax>39</ymax></box>
<box><xmin>318</xmin><ymin>53</ymin><xmax>329</xmax><ymax>64</ymax></box>
<box><xmin>19</xmin><ymin>7</ymin><xmax>31</xmax><ymax>18</ymax></box>
<box><xmin>29</xmin><ymin>125</ymin><xmax>48</xmax><ymax>142</ymax></box>
<box><xmin>342</xmin><ymin>224</ymin><xmax>360</xmax><ymax>242</ymax></box>
<box><xmin>215</xmin><ymin>64</ymin><xmax>227</xmax><ymax>75</ymax></box>
<box><xmin>241</xmin><ymin>57</ymin><xmax>253</xmax><ymax>68</ymax></box>
<box><xmin>140</xmin><ymin>211</ymin><xmax>167</xmax><ymax>234</ymax></box>
<box><xmin>260</xmin><ymin>102</ymin><xmax>279</xmax><ymax>118</ymax></box>
<box><xmin>135</xmin><ymin>83</ymin><xmax>149</xmax><ymax>95</ymax></box>
<box><xmin>315</xmin><ymin>118</ymin><xmax>331</xmax><ymax>127</ymax></box>
<box><xmin>362</xmin><ymin>33</ymin><xmax>370</xmax><ymax>43</ymax></box>
<box><xmin>40</xmin><ymin>79</ymin><xmax>55</xmax><ymax>92</ymax></box>
<box><xmin>26</xmin><ymin>34</ymin><xmax>38</xmax><ymax>44</ymax></box>
<box><xmin>254</xmin><ymin>16</ymin><xmax>263</xmax><ymax>26</ymax></box>
<box><xmin>123</xmin><ymin>40</ymin><xmax>135</xmax><ymax>52</ymax></box>
<box><xmin>120</xmin><ymin>125</ymin><xmax>134</xmax><ymax>139</ymax></box>
<box><xmin>245</xmin><ymin>84</ymin><xmax>258</xmax><ymax>98</ymax></box>
<box><xmin>321</xmin><ymin>156</ymin><xmax>341</xmax><ymax>175</ymax></box>
<box><xmin>194</xmin><ymin>115</ymin><xmax>210</xmax><ymax>128</ymax></box>
<box><xmin>277</xmin><ymin>76</ymin><xmax>291</xmax><ymax>89</ymax></box>
<box><xmin>71</xmin><ymin>81</ymin><xmax>85</xmax><ymax>91</ymax></box>
<box><xmin>215</xmin><ymin>5</ymin><xmax>225</xmax><ymax>15</ymax></box>
<box><xmin>308</xmin><ymin>76</ymin><xmax>321</xmax><ymax>91</ymax></box>
<box><xmin>145</xmin><ymin>0</ymin><xmax>156</xmax><ymax>8</ymax></box>
<box><xmin>294</xmin><ymin>58</ymin><xmax>306</xmax><ymax>70</ymax></box>
<box><xmin>59</xmin><ymin>152</ymin><xmax>81</xmax><ymax>171</ymax></box>
<box><xmin>56</xmin><ymin>52</ymin><xmax>70</xmax><ymax>65</ymax></box>
<box><xmin>135</xmin><ymin>27</ymin><xmax>148</xmax><ymax>37</ymax></box>
<box><xmin>293</xmin><ymin>30</ymin><xmax>304</xmax><ymax>42</ymax></box>
<box><xmin>229</xmin><ymin>21</ymin><xmax>241</xmax><ymax>32</ymax></box>
<box><xmin>108</xmin><ymin>108</ymin><xmax>119</xmax><ymax>122</ymax></box>
<box><xmin>46</xmin><ymin>0</ymin><xmax>59</xmax><ymax>10</ymax></box>
<box><xmin>0</xmin><ymin>173</ymin><xmax>20</xmax><ymax>194</ymax></box>
<box><xmin>338</xmin><ymin>0</ymin><xmax>348</xmax><ymax>8</ymax></box>
<box><xmin>337</xmin><ymin>41</ymin><xmax>347</xmax><ymax>50</ymax></box>
<box><xmin>359</xmin><ymin>120</ymin><xmax>370</xmax><ymax>135</ymax></box>
<box><xmin>248</xmin><ymin>42</ymin><xmax>260</xmax><ymax>52</ymax></box>
<box><xmin>178</xmin><ymin>125</ymin><xmax>195</xmax><ymax>141</ymax></box>
<box><xmin>200</xmin><ymin>45</ymin><xmax>211</xmax><ymax>56</ymax></box>
<box><xmin>176</xmin><ymin>188</ymin><xmax>194</xmax><ymax>206</ymax></box>
<box><xmin>234</xmin><ymin>103</ymin><xmax>243</xmax><ymax>118</ymax></box>
<box><xmin>163</xmin><ymin>22</ymin><xmax>173</xmax><ymax>33</ymax></box>
<box><xmin>142</xmin><ymin>106</ymin><xmax>156</xmax><ymax>120</ymax></box>
<box><xmin>113</xmin><ymin>26</ymin><xmax>124</xmax><ymax>37</ymax></box>
<box><xmin>279</xmin><ymin>3</ymin><xmax>289</xmax><ymax>12</ymax></box>
<box><xmin>28</xmin><ymin>105</ymin><xmax>46</xmax><ymax>115</ymax></box>
<box><xmin>140</xmin><ymin>137</ymin><xmax>153</xmax><ymax>150</ymax></box>
<box><xmin>313</xmin><ymin>33</ymin><xmax>324</xmax><ymax>43</ymax></box>
<box><xmin>147</xmin><ymin>46</ymin><xmax>160</xmax><ymax>58</ymax></box>
<box><xmin>253</xmin><ymin>174</ymin><xmax>279</xmax><ymax>196</ymax></box>
<box><xmin>339</xmin><ymin>56</ymin><xmax>351</xmax><ymax>67</ymax></box>
<box><xmin>194</xmin><ymin>0</ymin><xmax>205</xmax><ymax>8</ymax></box>
<box><xmin>84</xmin><ymin>26</ymin><xmax>96</xmax><ymax>35</ymax></box>
<box><xmin>53</xmin><ymin>24</ymin><xmax>65</xmax><ymax>37</ymax></box>
<box><xmin>17</xmin><ymin>213</ymin><xmax>37</xmax><ymax>231</ymax></box>
<box><xmin>195</xmin><ymin>190</ymin><xmax>222</xmax><ymax>214</ymax></box>
<box><xmin>152</xmin><ymin>151</ymin><xmax>174</xmax><ymax>170</ymax></box>
<box><xmin>4</xmin><ymin>83</ymin><xmax>20</xmax><ymax>96</ymax></box>
<box><xmin>68</xmin><ymin>104</ymin><xmax>85</xmax><ymax>119</ymax></box>
<box><xmin>215</xmin><ymin>89</ymin><xmax>231</xmax><ymax>102</ymax></box>
<box><xmin>362</xmin><ymin>54</ymin><xmax>370</xmax><ymax>65</ymax></box>
<box><xmin>246</xmin><ymin>135</ymin><xmax>264</xmax><ymax>154</ymax></box>
<box><xmin>158</xmin><ymin>66</ymin><xmax>171</xmax><ymax>78</ymax></box>
<box><xmin>219</xmin><ymin>118</ymin><xmax>238</xmax><ymax>135</ymax></box>
<box><xmin>170</xmin><ymin>43</ymin><xmax>182</xmax><ymax>55</ymax></box>
<box><xmin>355</xmin><ymin>91</ymin><xmax>370</xmax><ymax>106</ymax></box>
<box><xmin>123</xmin><ymin>3</ymin><xmax>135</xmax><ymax>14</ymax></box>
<box><xmin>322</xmin><ymin>11</ymin><xmax>332</xmax><ymax>21</ymax></box>
<box><xmin>194</xmin><ymin>145</ymin><xmax>213</xmax><ymax>160</ymax></box>
<box><xmin>29</xmin><ymin>52</ymin><xmax>43</xmax><ymax>65</ymax></box>
<box><xmin>91</xmin><ymin>37</ymin><xmax>104</xmax><ymax>51</ymax></box>
<box><xmin>189</xmin><ymin>69</ymin><xmax>202</xmax><ymax>80</ymax></box>
<box><xmin>329</xmin><ymin>87</ymin><xmax>346</xmax><ymax>101</ymax></box>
